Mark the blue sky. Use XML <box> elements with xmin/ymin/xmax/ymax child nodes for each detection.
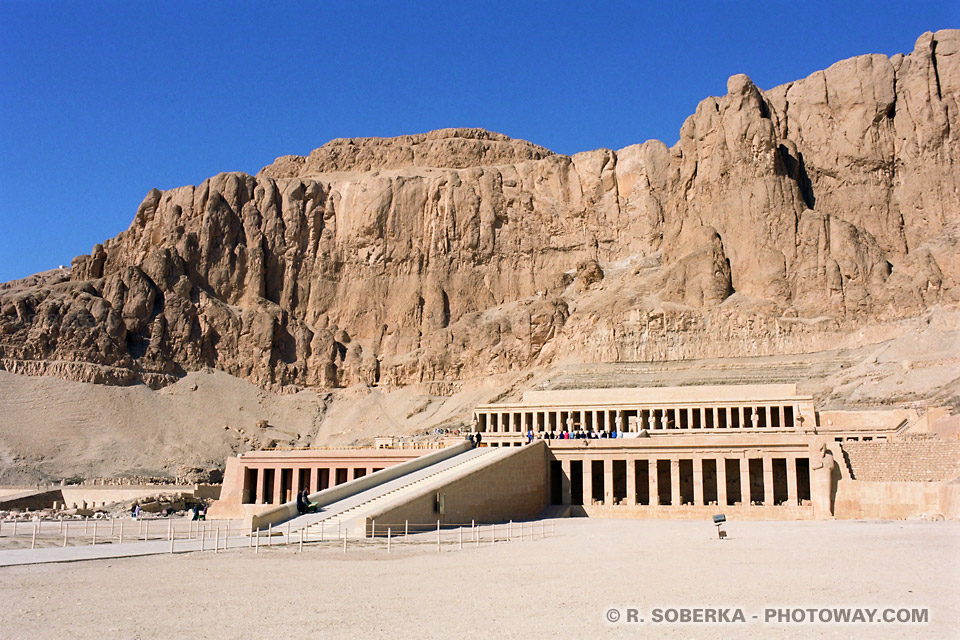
<box><xmin>1</xmin><ymin>1</ymin><xmax>956</xmax><ymax>282</ymax></box>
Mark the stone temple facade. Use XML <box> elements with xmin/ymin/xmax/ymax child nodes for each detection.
<box><xmin>473</xmin><ymin>384</ymin><xmax>899</xmax><ymax>520</ymax></box>
<box><xmin>211</xmin><ymin>383</ymin><xmax>959</xmax><ymax>526</ymax></box>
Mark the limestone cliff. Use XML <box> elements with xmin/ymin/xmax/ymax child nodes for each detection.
<box><xmin>1</xmin><ymin>31</ymin><xmax>957</xmax><ymax>391</ymax></box>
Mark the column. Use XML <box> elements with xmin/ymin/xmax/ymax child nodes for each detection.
<box><xmin>717</xmin><ymin>458</ymin><xmax>727</xmax><ymax>507</ymax></box>
<box><xmin>731</xmin><ymin>460</ymin><xmax>750</xmax><ymax>505</ymax></box>
<box><xmin>693</xmin><ymin>457</ymin><xmax>703</xmax><ymax>505</ymax></box>
<box><xmin>603</xmin><ymin>459</ymin><xmax>614</xmax><ymax>505</ymax></box>
<box><xmin>650</xmin><ymin>459</ymin><xmax>660</xmax><ymax>505</ymax></box>
<box><xmin>560</xmin><ymin>459</ymin><xmax>571</xmax><ymax>505</ymax></box>
<box><xmin>255</xmin><ymin>468</ymin><xmax>265</xmax><ymax>504</ymax></box>
<box><xmin>648</xmin><ymin>412</ymin><xmax>657</xmax><ymax>431</ymax></box>
<box><xmin>670</xmin><ymin>458</ymin><xmax>681</xmax><ymax>506</ymax></box>
<box><xmin>583</xmin><ymin>458</ymin><xmax>593</xmax><ymax>506</ymax></box>
<box><xmin>786</xmin><ymin>456</ymin><xmax>798</xmax><ymax>506</ymax></box>
<box><xmin>273</xmin><ymin>468</ymin><xmax>283</xmax><ymax>504</ymax></box>
<box><xmin>763</xmin><ymin>456</ymin><xmax>775</xmax><ymax>506</ymax></box>
<box><xmin>626</xmin><ymin>458</ymin><xmax>636</xmax><ymax>505</ymax></box>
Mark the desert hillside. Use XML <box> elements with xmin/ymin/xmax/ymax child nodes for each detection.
<box><xmin>0</xmin><ymin>31</ymin><xmax>958</xmax><ymax>481</ymax></box>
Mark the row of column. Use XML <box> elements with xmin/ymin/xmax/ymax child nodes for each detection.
<box><xmin>480</xmin><ymin>405</ymin><xmax>797</xmax><ymax>433</ymax></box>
<box><xmin>557</xmin><ymin>455</ymin><xmax>806</xmax><ymax>507</ymax></box>
<box><xmin>246</xmin><ymin>465</ymin><xmax>381</xmax><ymax>505</ymax></box>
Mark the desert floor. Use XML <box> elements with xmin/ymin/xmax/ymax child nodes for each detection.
<box><xmin>0</xmin><ymin>518</ymin><xmax>957</xmax><ymax>639</ymax></box>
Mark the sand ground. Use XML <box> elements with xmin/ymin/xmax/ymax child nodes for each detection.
<box><xmin>0</xmin><ymin>518</ymin><xmax>957</xmax><ymax>639</ymax></box>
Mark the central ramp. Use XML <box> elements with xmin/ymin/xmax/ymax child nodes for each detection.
<box><xmin>253</xmin><ymin>442</ymin><xmax>548</xmax><ymax>538</ymax></box>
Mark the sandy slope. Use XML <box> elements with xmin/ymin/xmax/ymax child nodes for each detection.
<box><xmin>0</xmin><ymin>311</ymin><xmax>957</xmax><ymax>483</ymax></box>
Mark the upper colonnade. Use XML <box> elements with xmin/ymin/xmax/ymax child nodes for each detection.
<box><xmin>473</xmin><ymin>384</ymin><xmax>817</xmax><ymax>435</ymax></box>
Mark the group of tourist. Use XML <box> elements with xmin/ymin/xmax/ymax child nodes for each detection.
<box><xmin>536</xmin><ymin>429</ymin><xmax>622</xmax><ymax>440</ymax></box>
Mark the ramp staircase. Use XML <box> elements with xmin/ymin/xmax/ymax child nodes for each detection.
<box><xmin>273</xmin><ymin>446</ymin><xmax>508</xmax><ymax>538</ymax></box>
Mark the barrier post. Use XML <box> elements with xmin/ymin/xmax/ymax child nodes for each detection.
<box><xmin>299</xmin><ymin>531</ymin><xmax>303</xmax><ymax>553</ymax></box>
<box><xmin>387</xmin><ymin>528</ymin><xmax>391</xmax><ymax>554</ymax></box>
<box><xmin>201</xmin><ymin>525</ymin><xmax>205</xmax><ymax>552</ymax></box>
<box><xmin>255</xmin><ymin>528</ymin><xmax>260</xmax><ymax>554</ymax></box>
<box><xmin>437</xmin><ymin>520</ymin><xmax>441</xmax><ymax>552</ymax></box>
<box><xmin>459</xmin><ymin>526</ymin><xmax>463</xmax><ymax>550</ymax></box>
<box><xmin>63</xmin><ymin>523</ymin><xmax>68</xmax><ymax>547</ymax></box>
<box><xmin>93</xmin><ymin>520</ymin><xmax>98</xmax><ymax>545</ymax></box>
<box><xmin>31</xmin><ymin>523</ymin><xmax>37</xmax><ymax>549</ymax></box>
<box><xmin>215</xmin><ymin>527</ymin><xmax>220</xmax><ymax>554</ymax></box>
<box><xmin>286</xmin><ymin>522</ymin><xmax>291</xmax><ymax>545</ymax></box>
<box><xmin>268</xmin><ymin>523</ymin><xmax>272</xmax><ymax>547</ymax></box>
<box><xmin>320</xmin><ymin>521</ymin><xmax>324</xmax><ymax>542</ymax></box>
<box><xmin>170</xmin><ymin>530</ymin><xmax>174</xmax><ymax>554</ymax></box>
<box><xmin>405</xmin><ymin>520</ymin><xmax>408</xmax><ymax>540</ymax></box>
<box><xmin>343</xmin><ymin>532</ymin><xmax>347</xmax><ymax>553</ymax></box>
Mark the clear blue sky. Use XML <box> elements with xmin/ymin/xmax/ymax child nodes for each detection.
<box><xmin>1</xmin><ymin>1</ymin><xmax>956</xmax><ymax>282</ymax></box>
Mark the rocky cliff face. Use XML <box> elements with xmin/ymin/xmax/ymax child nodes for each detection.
<box><xmin>1</xmin><ymin>31</ymin><xmax>957</xmax><ymax>391</ymax></box>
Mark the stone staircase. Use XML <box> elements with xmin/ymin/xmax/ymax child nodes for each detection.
<box><xmin>277</xmin><ymin>446</ymin><xmax>506</xmax><ymax>538</ymax></box>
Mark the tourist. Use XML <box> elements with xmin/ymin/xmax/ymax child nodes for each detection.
<box><xmin>296</xmin><ymin>489</ymin><xmax>308</xmax><ymax>514</ymax></box>
<box><xmin>475</xmin><ymin>431</ymin><xmax>483</xmax><ymax>446</ymax></box>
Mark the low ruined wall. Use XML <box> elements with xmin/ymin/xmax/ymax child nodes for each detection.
<box><xmin>365</xmin><ymin>442</ymin><xmax>548</xmax><ymax>528</ymax></box>
<box><xmin>833</xmin><ymin>479</ymin><xmax>960</xmax><ymax>520</ymax></box>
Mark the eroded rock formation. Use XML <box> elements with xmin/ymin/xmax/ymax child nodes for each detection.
<box><xmin>1</xmin><ymin>31</ymin><xmax>957</xmax><ymax>390</ymax></box>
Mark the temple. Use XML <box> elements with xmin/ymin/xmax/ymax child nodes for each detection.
<box><xmin>209</xmin><ymin>383</ymin><xmax>959</xmax><ymax>531</ymax></box>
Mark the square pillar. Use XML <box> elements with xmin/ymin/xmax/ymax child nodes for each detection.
<box><xmin>255</xmin><ymin>468</ymin><xmax>265</xmax><ymax>504</ymax></box>
<box><xmin>603</xmin><ymin>459</ymin><xmax>614</xmax><ymax>505</ymax></box>
<box><xmin>560</xmin><ymin>459</ymin><xmax>572</xmax><ymax>505</ymax></box>
<box><xmin>292</xmin><ymin>468</ymin><xmax>301</xmax><ymax>496</ymax></box>
<box><xmin>650</xmin><ymin>459</ymin><xmax>660</xmax><ymax>505</ymax></box>
<box><xmin>763</xmin><ymin>456</ymin><xmax>775</xmax><ymax>505</ymax></box>
<box><xmin>626</xmin><ymin>458</ymin><xmax>636</xmax><ymax>505</ymax></box>
<box><xmin>693</xmin><ymin>457</ymin><xmax>704</xmax><ymax>506</ymax></box>
<box><xmin>765</xmin><ymin>406</ymin><xmax>772</xmax><ymax>428</ymax></box>
<box><xmin>583</xmin><ymin>458</ymin><xmax>593</xmax><ymax>506</ymax></box>
<box><xmin>717</xmin><ymin>458</ymin><xmax>727</xmax><ymax>507</ymax></box>
<box><xmin>786</xmin><ymin>457</ymin><xmax>798</xmax><ymax>506</ymax></box>
<box><xmin>740</xmin><ymin>458</ymin><xmax>751</xmax><ymax>505</ymax></box>
<box><xmin>779</xmin><ymin>405</ymin><xmax>786</xmax><ymax>428</ymax></box>
<box><xmin>725</xmin><ymin>407</ymin><xmax>732</xmax><ymax>428</ymax></box>
<box><xmin>670</xmin><ymin>458</ymin><xmax>681</xmax><ymax>506</ymax></box>
<box><xmin>273</xmin><ymin>468</ymin><xmax>283</xmax><ymax>504</ymax></box>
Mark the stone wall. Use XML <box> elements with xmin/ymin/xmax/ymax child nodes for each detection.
<box><xmin>842</xmin><ymin>441</ymin><xmax>960</xmax><ymax>482</ymax></box>
<box><xmin>834</xmin><ymin>479</ymin><xmax>960</xmax><ymax>519</ymax></box>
